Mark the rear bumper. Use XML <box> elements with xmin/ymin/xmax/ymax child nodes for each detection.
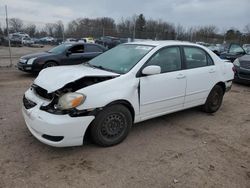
<box><xmin>225</xmin><ymin>80</ymin><xmax>233</xmax><ymax>92</ymax></box>
<box><xmin>234</xmin><ymin>67</ymin><xmax>250</xmax><ymax>83</ymax></box>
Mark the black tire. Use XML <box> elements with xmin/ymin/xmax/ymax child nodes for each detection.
<box><xmin>43</xmin><ymin>61</ymin><xmax>57</xmax><ymax>69</ymax></box>
<box><xmin>90</xmin><ymin>104</ymin><xmax>132</xmax><ymax>147</ymax></box>
<box><xmin>202</xmin><ymin>85</ymin><xmax>224</xmax><ymax>113</ymax></box>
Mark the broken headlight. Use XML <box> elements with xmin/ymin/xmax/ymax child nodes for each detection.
<box><xmin>55</xmin><ymin>92</ymin><xmax>86</xmax><ymax>110</ymax></box>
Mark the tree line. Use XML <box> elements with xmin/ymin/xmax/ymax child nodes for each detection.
<box><xmin>0</xmin><ymin>14</ymin><xmax>250</xmax><ymax>44</ymax></box>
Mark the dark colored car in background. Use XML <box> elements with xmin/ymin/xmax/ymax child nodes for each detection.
<box><xmin>233</xmin><ymin>53</ymin><xmax>250</xmax><ymax>84</ymax></box>
<box><xmin>17</xmin><ymin>42</ymin><xmax>106</xmax><ymax>72</ymax></box>
<box><xmin>95</xmin><ymin>36</ymin><xmax>121</xmax><ymax>49</ymax></box>
<box><xmin>220</xmin><ymin>43</ymin><xmax>246</xmax><ymax>62</ymax></box>
<box><xmin>1</xmin><ymin>35</ymin><xmax>22</xmax><ymax>47</ymax></box>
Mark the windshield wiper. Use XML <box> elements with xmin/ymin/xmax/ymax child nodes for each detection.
<box><xmin>84</xmin><ymin>62</ymin><xmax>95</xmax><ymax>68</ymax></box>
<box><xmin>84</xmin><ymin>63</ymin><xmax>122</xmax><ymax>74</ymax></box>
<box><xmin>93</xmin><ymin>65</ymin><xmax>116</xmax><ymax>73</ymax></box>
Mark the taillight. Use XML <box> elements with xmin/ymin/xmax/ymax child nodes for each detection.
<box><xmin>232</xmin><ymin>66</ymin><xmax>236</xmax><ymax>73</ymax></box>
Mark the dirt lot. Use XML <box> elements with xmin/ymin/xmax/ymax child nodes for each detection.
<box><xmin>0</xmin><ymin>47</ymin><xmax>250</xmax><ymax>188</ymax></box>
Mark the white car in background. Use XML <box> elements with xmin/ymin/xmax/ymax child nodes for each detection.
<box><xmin>22</xmin><ymin>41</ymin><xmax>234</xmax><ymax>147</ymax></box>
<box><xmin>22</xmin><ymin>36</ymin><xmax>35</xmax><ymax>46</ymax></box>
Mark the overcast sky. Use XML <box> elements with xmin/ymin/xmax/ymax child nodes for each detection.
<box><xmin>0</xmin><ymin>0</ymin><xmax>249</xmax><ymax>32</ymax></box>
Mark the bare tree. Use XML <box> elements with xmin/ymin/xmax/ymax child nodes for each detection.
<box><xmin>244</xmin><ymin>24</ymin><xmax>250</xmax><ymax>34</ymax></box>
<box><xmin>9</xmin><ymin>18</ymin><xmax>23</xmax><ymax>32</ymax></box>
<box><xmin>45</xmin><ymin>23</ymin><xmax>56</xmax><ymax>36</ymax></box>
<box><xmin>24</xmin><ymin>24</ymin><xmax>36</xmax><ymax>37</ymax></box>
<box><xmin>54</xmin><ymin>20</ymin><xmax>64</xmax><ymax>38</ymax></box>
<box><xmin>175</xmin><ymin>24</ymin><xmax>185</xmax><ymax>40</ymax></box>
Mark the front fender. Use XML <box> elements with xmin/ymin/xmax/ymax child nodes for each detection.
<box><xmin>76</xmin><ymin>75</ymin><xmax>140</xmax><ymax>118</ymax></box>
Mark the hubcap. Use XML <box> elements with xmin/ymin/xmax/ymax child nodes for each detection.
<box><xmin>100</xmin><ymin>113</ymin><xmax>126</xmax><ymax>139</ymax></box>
<box><xmin>211</xmin><ymin>91</ymin><xmax>220</xmax><ymax>107</ymax></box>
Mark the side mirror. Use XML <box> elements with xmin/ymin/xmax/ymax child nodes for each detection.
<box><xmin>142</xmin><ymin>65</ymin><xmax>161</xmax><ymax>76</ymax></box>
<box><xmin>66</xmin><ymin>50</ymin><xmax>72</xmax><ymax>56</ymax></box>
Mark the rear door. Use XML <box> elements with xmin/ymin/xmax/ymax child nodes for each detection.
<box><xmin>182</xmin><ymin>46</ymin><xmax>218</xmax><ymax>108</ymax></box>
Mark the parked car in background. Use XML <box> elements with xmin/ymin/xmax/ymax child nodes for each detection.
<box><xmin>220</xmin><ymin>43</ymin><xmax>246</xmax><ymax>62</ymax></box>
<box><xmin>243</xmin><ymin>44</ymin><xmax>250</xmax><ymax>53</ymax></box>
<box><xmin>65</xmin><ymin>38</ymin><xmax>78</xmax><ymax>43</ymax></box>
<box><xmin>95</xmin><ymin>36</ymin><xmax>121</xmax><ymax>49</ymax></box>
<box><xmin>6</xmin><ymin>34</ymin><xmax>22</xmax><ymax>47</ymax></box>
<box><xmin>39</xmin><ymin>37</ymin><xmax>56</xmax><ymax>44</ymax></box>
<box><xmin>82</xmin><ymin>37</ymin><xmax>95</xmax><ymax>43</ymax></box>
<box><xmin>233</xmin><ymin>52</ymin><xmax>250</xmax><ymax>83</ymax></box>
<box><xmin>207</xmin><ymin>44</ymin><xmax>220</xmax><ymax>56</ymax></box>
<box><xmin>22</xmin><ymin>41</ymin><xmax>234</xmax><ymax>147</ymax></box>
<box><xmin>22</xmin><ymin>36</ymin><xmax>35</xmax><ymax>46</ymax></box>
<box><xmin>17</xmin><ymin>42</ymin><xmax>106</xmax><ymax>72</ymax></box>
<box><xmin>9</xmin><ymin>32</ymin><xmax>29</xmax><ymax>38</ymax></box>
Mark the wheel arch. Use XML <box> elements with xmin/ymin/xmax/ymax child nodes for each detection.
<box><xmin>105</xmin><ymin>100</ymin><xmax>135</xmax><ymax>121</ymax></box>
<box><xmin>43</xmin><ymin>60</ymin><xmax>59</xmax><ymax>66</ymax></box>
<box><xmin>83</xmin><ymin>99</ymin><xmax>135</xmax><ymax>145</ymax></box>
<box><xmin>215</xmin><ymin>82</ymin><xmax>226</xmax><ymax>94</ymax></box>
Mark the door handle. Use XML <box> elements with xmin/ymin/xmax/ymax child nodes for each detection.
<box><xmin>176</xmin><ymin>74</ymin><xmax>186</xmax><ymax>79</ymax></box>
<box><xmin>209</xmin><ymin>69</ymin><xmax>216</xmax><ymax>73</ymax></box>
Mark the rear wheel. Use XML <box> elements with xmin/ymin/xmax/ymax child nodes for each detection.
<box><xmin>202</xmin><ymin>85</ymin><xmax>224</xmax><ymax>113</ymax></box>
<box><xmin>43</xmin><ymin>61</ymin><xmax>57</xmax><ymax>69</ymax></box>
<box><xmin>90</xmin><ymin>105</ymin><xmax>132</xmax><ymax>147</ymax></box>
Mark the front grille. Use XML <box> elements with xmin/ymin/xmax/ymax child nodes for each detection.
<box><xmin>32</xmin><ymin>84</ymin><xmax>54</xmax><ymax>100</ymax></box>
<box><xmin>23</xmin><ymin>96</ymin><xmax>37</xmax><ymax>109</ymax></box>
<box><xmin>240</xmin><ymin>61</ymin><xmax>250</xmax><ymax>69</ymax></box>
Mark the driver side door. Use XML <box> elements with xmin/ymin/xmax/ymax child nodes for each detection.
<box><xmin>62</xmin><ymin>44</ymin><xmax>85</xmax><ymax>65</ymax></box>
<box><xmin>139</xmin><ymin>46</ymin><xmax>186</xmax><ymax>121</ymax></box>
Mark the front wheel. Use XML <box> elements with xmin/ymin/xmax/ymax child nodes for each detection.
<box><xmin>43</xmin><ymin>61</ymin><xmax>57</xmax><ymax>69</ymax></box>
<box><xmin>90</xmin><ymin>105</ymin><xmax>132</xmax><ymax>147</ymax></box>
<box><xmin>202</xmin><ymin>85</ymin><xmax>224</xmax><ymax>113</ymax></box>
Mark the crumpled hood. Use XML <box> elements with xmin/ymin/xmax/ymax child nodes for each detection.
<box><xmin>34</xmin><ymin>65</ymin><xmax>120</xmax><ymax>93</ymax></box>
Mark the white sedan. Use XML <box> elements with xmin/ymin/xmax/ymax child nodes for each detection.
<box><xmin>22</xmin><ymin>41</ymin><xmax>234</xmax><ymax>147</ymax></box>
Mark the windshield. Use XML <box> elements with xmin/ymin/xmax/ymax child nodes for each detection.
<box><xmin>88</xmin><ymin>44</ymin><xmax>153</xmax><ymax>74</ymax></box>
<box><xmin>48</xmin><ymin>44</ymin><xmax>72</xmax><ymax>54</ymax></box>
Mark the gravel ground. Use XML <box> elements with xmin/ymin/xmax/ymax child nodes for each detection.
<box><xmin>0</xmin><ymin>47</ymin><xmax>249</xmax><ymax>188</ymax></box>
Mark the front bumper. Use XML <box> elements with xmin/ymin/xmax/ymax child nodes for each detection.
<box><xmin>17</xmin><ymin>62</ymin><xmax>33</xmax><ymax>72</ymax></box>
<box><xmin>22</xmin><ymin>89</ymin><xmax>95</xmax><ymax>147</ymax></box>
<box><xmin>17</xmin><ymin>61</ymin><xmax>43</xmax><ymax>72</ymax></box>
<box><xmin>22</xmin><ymin>105</ymin><xmax>95</xmax><ymax>147</ymax></box>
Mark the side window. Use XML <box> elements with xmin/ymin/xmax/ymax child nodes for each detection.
<box><xmin>69</xmin><ymin>45</ymin><xmax>84</xmax><ymax>53</ymax></box>
<box><xmin>184</xmin><ymin>47</ymin><xmax>209</xmax><ymax>69</ymax></box>
<box><xmin>85</xmin><ymin>45</ymin><xmax>103</xmax><ymax>53</ymax></box>
<box><xmin>229</xmin><ymin>44</ymin><xmax>244</xmax><ymax>53</ymax></box>
<box><xmin>147</xmin><ymin>47</ymin><xmax>182</xmax><ymax>73</ymax></box>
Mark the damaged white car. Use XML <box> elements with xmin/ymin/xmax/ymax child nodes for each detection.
<box><xmin>22</xmin><ymin>41</ymin><xmax>234</xmax><ymax>147</ymax></box>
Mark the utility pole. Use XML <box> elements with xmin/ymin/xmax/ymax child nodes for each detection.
<box><xmin>133</xmin><ymin>22</ymin><xmax>136</xmax><ymax>41</ymax></box>
<box><xmin>62</xmin><ymin>25</ymin><xmax>65</xmax><ymax>42</ymax></box>
<box><xmin>5</xmin><ymin>5</ymin><xmax>13</xmax><ymax>67</ymax></box>
<box><xmin>133</xmin><ymin>15</ymin><xmax>137</xmax><ymax>42</ymax></box>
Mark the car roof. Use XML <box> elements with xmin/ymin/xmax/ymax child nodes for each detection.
<box><xmin>127</xmin><ymin>40</ymin><xmax>201</xmax><ymax>48</ymax></box>
<box><xmin>63</xmin><ymin>42</ymin><xmax>105</xmax><ymax>49</ymax></box>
